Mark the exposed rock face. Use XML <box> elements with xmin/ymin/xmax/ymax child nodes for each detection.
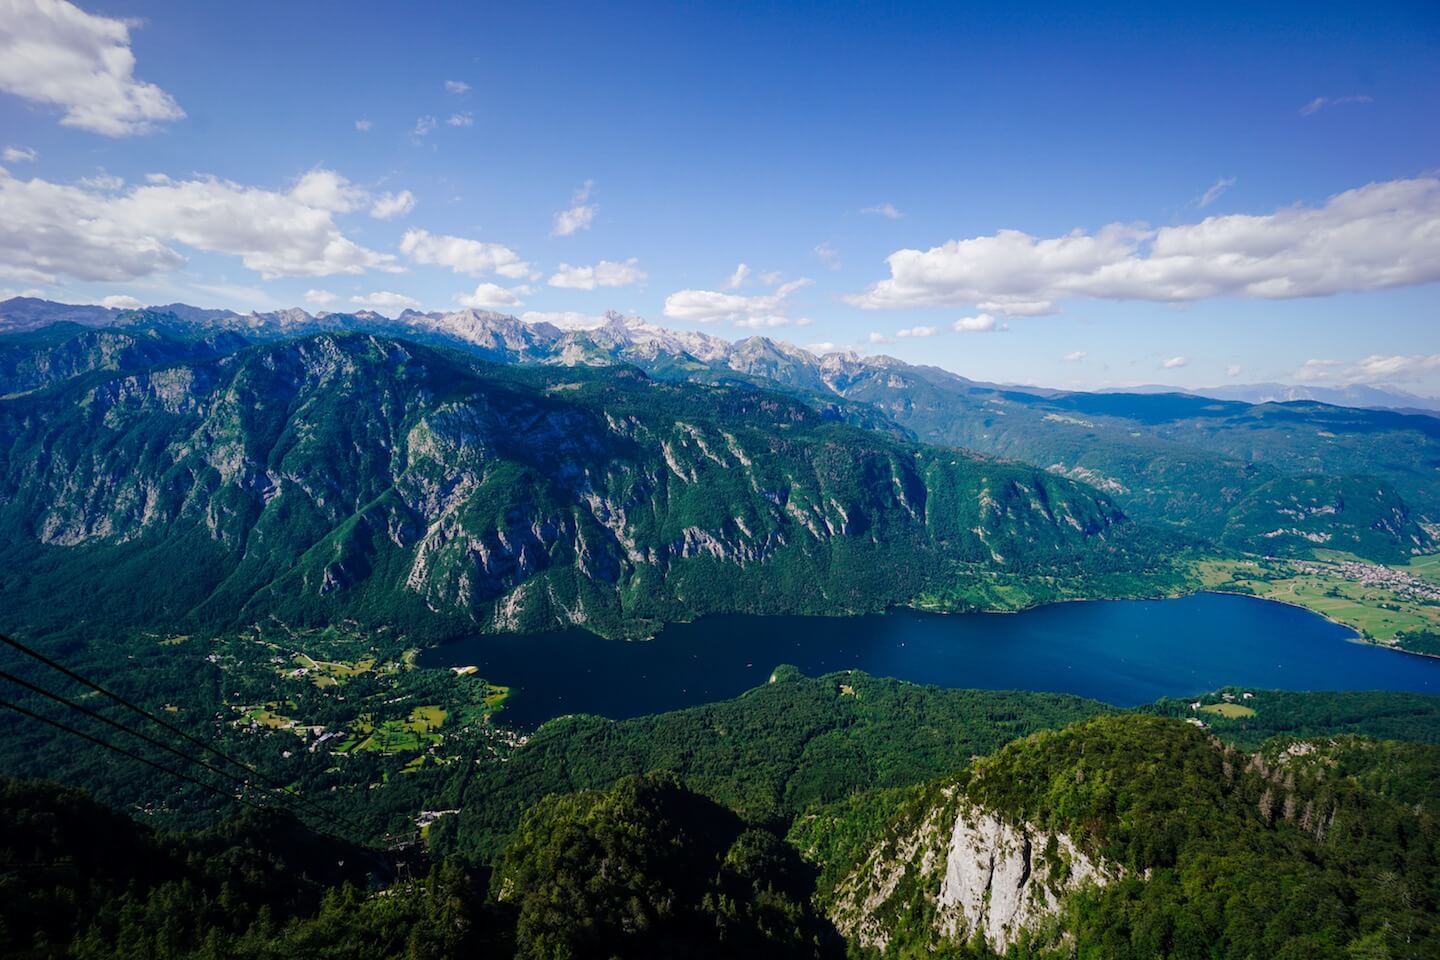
<box><xmin>830</xmin><ymin>793</ymin><xmax>1116</xmax><ymax>953</ymax></box>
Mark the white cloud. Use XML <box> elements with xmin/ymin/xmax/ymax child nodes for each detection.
<box><xmin>0</xmin><ymin>167</ymin><xmax>397</xmax><ymax>284</ymax></box>
<box><xmin>445</xmin><ymin>80</ymin><xmax>471</xmax><ymax>94</ymax></box>
<box><xmin>446</xmin><ymin>112</ymin><xmax>473</xmax><ymax>127</ymax></box>
<box><xmin>290</xmin><ymin>169</ymin><xmax>367</xmax><ymax>213</ymax></box>
<box><xmin>976</xmin><ymin>298</ymin><xmax>1056</xmax><ymax>317</ymax></box>
<box><xmin>1162</xmin><ymin>356</ymin><xmax>1189</xmax><ymax>369</ymax></box>
<box><xmin>1063</xmin><ymin>351</ymin><xmax>1087</xmax><ymax>362</ymax></box>
<box><xmin>369</xmin><ymin>189</ymin><xmax>415</xmax><ymax>220</ymax></box>
<box><xmin>3</xmin><ymin>146</ymin><xmax>37</xmax><ymax>163</ymax></box>
<box><xmin>735</xmin><ymin>315</ymin><xmax>790</xmax><ymax>329</ymax></box>
<box><xmin>520</xmin><ymin>310</ymin><xmax>608</xmax><ymax>330</ymax></box>
<box><xmin>292</xmin><ymin>174</ymin><xmax>415</xmax><ymax>221</ymax></box>
<box><xmin>413</xmin><ymin>115</ymin><xmax>437</xmax><ymax>136</ymax></box>
<box><xmin>724</xmin><ymin>263</ymin><xmax>750</xmax><ymax>289</ymax></box>
<box><xmin>351</xmin><ymin>291</ymin><xmax>420</xmax><ymax>312</ymax></box>
<box><xmin>99</xmin><ymin>293</ymin><xmax>140</xmax><ymax>309</ymax></box>
<box><xmin>547</xmin><ymin>258</ymin><xmax>646</xmax><ymax>290</ymax></box>
<box><xmin>896</xmin><ymin>325</ymin><xmax>937</xmax><ymax>338</ymax></box>
<box><xmin>78</xmin><ymin>169</ymin><xmax>122</xmax><ymax>190</ymax></box>
<box><xmin>303</xmin><ymin>289</ymin><xmax>337</xmax><ymax>306</ymax></box>
<box><xmin>861</xmin><ymin>202</ymin><xmax>904</xmax><ymax>220</ymax></box>
<box><xmin>1296</xmin><ymin>354</ymin><xmax>1440</xmax><ymax>385</ymax></box>
<box><xmin>758</xmin><ymin>270</ymin><xmax>783</xmax><ymax>286</ymax></box>
<box><xmin>848</xmin><ymin>177</ymin><xmax>1440</xmax><ymax>310</ymax></box>
<box><xmin>399</xmin><ymin>228</ymin><xmax>531</xmax><ymax>279</ymax></box>
<box><xmin>953</xmin><ymin>313</ymin><xmax>998</xmax><ymax>333</ymax></box>
<box><xmin>1226</xmin><ymin>364</ymin><xmax>1242</xmax><ymax>377</ymax></box>
<box><xmin>663</xmin><ymin>277</ymin><xmax>812</xmax><ymax>327</ymax></box>
<box><xmin>354</xmin><ymin>119</ymin><xmax>373</xmax><ymax>132</ymax></box>
<box><xmin>1194</xmin><ymin>176</ymin><xmax>1236</xmax><ymax>209</ymax></box>
<box><xmin>552</xmin><ymin>180</ymin><xmax>596</xmax><ymax>237</ymax></box>
<box><xmin>814</xmin><ymin>242</ymin><xmax>841</xmax><ymax>270</ymax></box>
<box><xmin>455</xmin><ymin>282</ymin><xmax>524</xmax><ymax>310</ymax></box>
<box><xmin>807</xmin><ymin>341</ymin><xmax>838</xmax><ymax>353</ymax></box>
<box><xmin>867</xmin><ymin>332</ymin><xmax>894</xmax><ymax>345</ymax></box>
<box><xmin>1300</xmin><ymin>94</ymin><xmax>1373</xmax><ymax>116</ymax></box>
<box><xmin>0</xmin><ymin>0</ymin><xmax>184</xmax><ymax>136</ymax></box>
<box><xmin>795</xmin><ymin>317</ymin><xmax>814</xmax><ymax>327</ymax></box>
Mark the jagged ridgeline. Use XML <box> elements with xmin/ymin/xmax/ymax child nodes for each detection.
<box><xmin>0</xmin><ymin>333</ymin><xmax>1178</xmax><ymax>640</ymax></box>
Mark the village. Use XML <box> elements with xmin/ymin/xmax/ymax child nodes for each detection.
<box><xmin>1293</xmin><ymin>558</ymin><xmax>1440</xmax><ymax>605</ymax></box>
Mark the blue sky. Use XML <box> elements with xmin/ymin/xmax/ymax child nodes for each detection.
<box><xmin>1</xmin><ymin>0</ymin><xmax>1437</xmax><ymax>391</ymax></box>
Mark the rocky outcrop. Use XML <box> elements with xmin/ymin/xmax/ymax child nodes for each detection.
<box><xmin>829</xmin><ymin>792</ymin><xmax>1117</xmax><ymax>954</ymax></box>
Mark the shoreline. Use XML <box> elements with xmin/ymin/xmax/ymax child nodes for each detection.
<box><xmin>1194</xmin><ymin>588</ymin><xmax>1440</xmax><ymax>663</ymax></box>
<box><xmin>419</xmin><ymin>588</ymin><xmax>1440</xmax><ymax>665</ymax></box>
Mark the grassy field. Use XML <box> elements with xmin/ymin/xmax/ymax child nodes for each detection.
<box><xmin>292</xmin><ymin>652</ymin><xmax>378</xmax><ymax>687</ymax></box>
<box><xmin>1200</xmin><ymin>702</ymin><xmax>1256</xmax><ymax>719</ymax></box>
<box><xmin>1404</xmin><ymin>552</ymin><xmax>1440</xmax><ymax>586</ymax></box>
<box><xmin>1195</xmin><ymin>558</ymin><xmax>1440</xmax><ymax>647</ymax></box>
<box><xmin>352</xmin><ymin>705</ymin><xmax>447</xmax><ymax>754</ymax></box>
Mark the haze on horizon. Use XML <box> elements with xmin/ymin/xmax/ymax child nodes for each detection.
<box><xmin>1</xmin><ymin>0</ymin><xmax>1437</xmax><ymax>393</ymax></box>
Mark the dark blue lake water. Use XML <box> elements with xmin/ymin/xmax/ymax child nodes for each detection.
<box><xmin>417</xmin><ymin>593</ymin><xmax>1440</xmax><ymax>728</ymax></box>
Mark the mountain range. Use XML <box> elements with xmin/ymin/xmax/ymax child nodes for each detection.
<box><xmin>5</xmin><ymin>296</ymin><xmax>1437</xmax><ymax>567</ymax></box>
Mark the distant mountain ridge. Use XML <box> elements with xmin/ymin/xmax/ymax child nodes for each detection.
<box><xmin>1103</xmin><ymin>380</ymin><xmax>1440</xmax><ymax>414</ymax></box>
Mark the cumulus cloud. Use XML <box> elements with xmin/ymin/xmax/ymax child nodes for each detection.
<box><xmin>78</xmin><ymin>169</ymin><xmax>122</xmax><ymax>190</ymax></box>
<box><xmin>1300</xmin><ymin>94</ymin><xmax>1372</xmax><ymax>116</ymax></box>
<box><xmin>290</xmin><ymin>174</ymin><xmax>415</xmax><ymax>221</ymax></box>
<box><xmin>1295</xmin><ymin>354</ymin><xmax>1440</xmax><ymax>385</ymax></box>
<box><xmin>547</xmin><ymin>258</ymin><xmax>646</xmax><ymax>290</ymax></box>
<box><xmin>1226</xmin><ymin>364</ymin><xmax>1242</xmax><ymax>377</ymax></box>
<box><xmin>663</xmin><ymin>278</ymin><xmax>812</xmax><ymax>327</ymax></box>
<box><xmin>3</xmin><ymin>146</ymin><xmax>37</xmax><ymax>163</ymax></box>
<box><xmin>1194</xmin><ymin>176</ymin><xmax>1236</xmax><ymax>209</ymax></box>
<box><xmin>303</xmin><ymin>289</ymin><xmax>337</xmax><ymax>306</ymax></box>
<box><xmin>445</xmin><ymin>80</ymin><xmax>471</xmax><ymax>94</ymax></box>
<box><xmin>735</xmin><ymin>315</ymin><xmax>791</xmax><ymax>330</ymax></box>
<box><xmin>99</xmin><ymin>293</ymin><xmax>140</xmax><ymax>309</ymax></box>
<box><xmin>369</xmin><ymin>189</ymin><xmax>415</xmax><ymax>220</ymax></box>
<box><xmin>351</xmin><ymin>291</ymin><xmax>420</xmax><ymax>312</ymax></box>
<box><xmin>552</xmin><ymin>180</ymin><xmax>596</xmax><ymax>237</ymax></box>
<box><xmin>290</xmin><ymin>169</ymin><xmax>367</xmax><ymax>213</ymax></box>
<box><xmin>0</xmin><ymin>167</ymin><xmax>397</xmax><ymax>284</ymax></box>
<box><xmin>808</xmin><ymin>341</ymin><xmax>838</xmax><ymax>353</ymax></box>
<box><xmin>447</xmin><ymin>112</ymin><xmax>473</xmax><ymax>127</ymax></box>
<box><xmin>1162</xmin><ymin>356</ymin><xmax>1189</xmax><ymax>369</ymax></box>
<box><xmin>867</xmin><ymin>332</ymin><xmax>894</xmax><ymax>345</ymax></box>
<box><xmin>1063</xmin><ymin>351</ymin><xmax>1087</xmax><ymax>362</ymax></box>
<box><xmin>814</xmin><ymin>242</ymin><xmax>841</xmax><ymax>270</ymax></box>
<box><xmin>724</xmin><ymin>263</ymin><xmax>750</xmax><ymax>289</ymax></box>
<box><xmin>455</xmin><ymin>282</ymin><xmax>524</xmax><ymax>310</ymax></box>
<box><xmin>896</xmin><ymin>325</ymin><xmax>937</xmax><ymax>338</ymax></box>
<box><xmin>953</xmin><ymin>313</ymin><xmax>998</xmax><ymax>333</ymax></box>
<box><xmin>399</xmin><ymin>228</ymin><xmax>532</xmax><ymax>279</ymax></box>
<box><xmin>976</xmin><ymin>298</ymin><xmax>1056</xmax><ymax>317</ymax></box>
<box><xmin>0</xmin><ymin>0</ymin><xmax>184</xmax><ymax>136</ymax></box>
<box><xmin>861</xmin><ymin>202</ymin><xmax>904</xmax><ymax>219</ymax></box>
<box><xmin>413</xmin><ymin>115</ymin><xmax>437</xmax><ymax>137</ymax></box>
<box><xmin>847</xmin><ymin>177</ymin><xmax>1440</xmax><ymax>311</ymax></box>
<box><xmin>354</xmin><ymin>119</ymin><xmax>373</xmax><ymax>132</ymax></box>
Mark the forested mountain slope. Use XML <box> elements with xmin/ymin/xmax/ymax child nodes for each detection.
<box><xmin>0</xmin><ymin>332</ymin><xmax>1175</xmax><ymax>641</ymax></box>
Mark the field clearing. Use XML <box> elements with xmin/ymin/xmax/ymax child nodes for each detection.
<box><xmin>352</xmin><ymin>705</ymin><xmax>446</xmax><ymax>754</ymax></box>
<box><xmin>292</xmin><ymin>652</ymin><xmax>378</xmax><ymax>687</ymax></box>
<box><xmin>1200</xmin><ymin>703</ymin><xmax>1256</xmax><ymax>719</ymax></box>
<box><xmin>1404</xmin><ymin>553</ymin><xmax>1440</xmax><ymax>586</ymax></box>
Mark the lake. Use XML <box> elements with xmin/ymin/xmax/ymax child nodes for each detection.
<box><xmin>417</xmin><ymin>593</ymin><xmax>1440</xmax><ymax>728</ymax></box>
